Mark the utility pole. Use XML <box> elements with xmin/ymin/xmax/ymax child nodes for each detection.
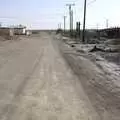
<box><xmin>76</xmin><ymin>22</ymin><xmax>81</xmax><ymax>38</ymax></box>
<box><xmin>71</xmin><ymin>10</ymin><xmax>73</xmax><ymax>31</ymax></box>
<box><xmin>58</xmin><ymin>24</ymin><xmax>60</xmax><ymax>29</ymax></box>
<box><xmin>82</xmin><ymin>0</ymin><xmax>87</xmax><ymax>43</ymax></box>
<box><xmin>64</xmin><ymin>16</ymin><xmax>67</xmax><ymax>33</ymax></box>
<box><xmin>59</xmin><ymin>23</ymin><xmax>61</xmax><ymax>29</ymax></box>
<box><xmin>96</xmin><ymin>23</ymin><xmax>100</xmax><ymax>40</ymax></box>
<box><xmin>0</xmin><ymin>22</ymin><xmax>2</xmax><ymax>27</ymax></box>
<box><xmin>66</xmin><ymin>4</ymin><xmax>75</xmax><ymax>35</ymax></box>
<box><xmin>58</xmin><ymin>23</ymin><xmax>61</xmax><ymax>29</ymax></box>
<box><xmin>97</xmin><ymin>23</ymin><xmax>99</xmax><ymax>30</ymax></box>
<box><xmin>106</xmin><ymin>19</ymin><xmax>109</xmax><ymax>28</ymax></box>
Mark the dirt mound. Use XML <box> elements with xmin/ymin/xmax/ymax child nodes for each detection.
<box><xmin>105</xmin><ymin>39</ymin><xmax>120</xmax><ymax>45</ymax></box>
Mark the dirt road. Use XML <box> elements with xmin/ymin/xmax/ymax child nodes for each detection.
<box><xmin>0</xmin><ymin>32</ymin><xmax>100</xmax><ymax>120</ymax></box>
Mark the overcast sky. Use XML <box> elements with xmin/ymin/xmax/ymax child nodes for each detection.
<box><xmin>0</xmin><ymin>0</ymin><xmax>120</xmax><ymax>29</ymax></box>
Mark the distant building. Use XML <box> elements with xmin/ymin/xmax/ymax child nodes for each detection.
<box><xmin>26</xmin><ymin>30</ymin><xmax>32</xmax><ymax>36</ymax></box>
<box><xmin>0</xmin><ymin>25</ymin><xmax>27</xmax><ymax>39</ymax></box>
<box><xmin>0</xmin><ymin>27</ymin><xmax>14</xmax><ymax>39</ymax></box>
<box><xmin>14</xmin><ymin>25</ymin><xmax>26</xmax><ymax>35</ymax></box>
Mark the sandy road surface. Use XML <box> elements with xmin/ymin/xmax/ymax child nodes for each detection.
<box><xmin>0</xmin><ymin>32</ymin><xmax>99</xmax><ymax>120</ymax></box>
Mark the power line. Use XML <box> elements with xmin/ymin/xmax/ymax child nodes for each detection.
<box><xmin>87</xmin><ymin>0</ymin><xmax>96</xmax><ymax>6</ymax></box>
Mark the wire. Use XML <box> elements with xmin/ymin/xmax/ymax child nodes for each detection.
<box><xmin>87</xmin><ymin>0</ymin><xmax>96</xmax><ymax>6</ymax></box>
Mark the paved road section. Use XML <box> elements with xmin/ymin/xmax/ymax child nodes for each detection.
<box><xmin>0</xmin><ymin>33</ymin><xmax>99</xmax><ymax>120</ymax></box>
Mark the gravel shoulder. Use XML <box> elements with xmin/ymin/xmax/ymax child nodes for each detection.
<box><xmin>56</xmin><ymin>35</ymin><xmax>120</xmax><ymax>120</ymax></box>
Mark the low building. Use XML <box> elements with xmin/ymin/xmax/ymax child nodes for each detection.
<box><xmin>14</xmin><ymin>26</ymin><xmax>26</xmax><ymax>35</ymax></box>
<box><xmin>26</xmin><ymin>30</ymin><xmax>32</xmax><ymax>36</ymax></box>
<box><xmin>0</xmin><ymin>27</ymin><xmax>14</xmax><ymax>39</ymax></box>
<box><xmin>0</xmin><ymin>25</ymin><xmax>27</xmax><ymax>40</ymax></box>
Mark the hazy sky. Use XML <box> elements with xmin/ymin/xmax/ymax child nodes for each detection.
<box><xmin>0</xmin><ymin>0</ymin><xmax>120</xmax><ymax>29</ymax></box>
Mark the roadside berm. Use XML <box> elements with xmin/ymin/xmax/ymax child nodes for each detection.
<box><xmin>56</xmin><ymin>35</ymin><xmax>120</xmax><ymax>120</ymax></box>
